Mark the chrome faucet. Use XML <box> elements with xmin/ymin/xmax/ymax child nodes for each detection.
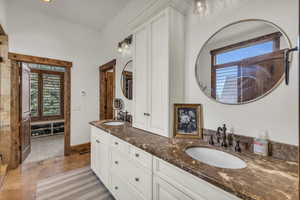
<box><xmin>216</xmin><ymin>127</ymin><xmax>222</xmax><ymax>143</ymax></box>
<box><xmin>210</xmin><ymin>124</ymin><xmax>243</xmax><ymax>152</ymax></box>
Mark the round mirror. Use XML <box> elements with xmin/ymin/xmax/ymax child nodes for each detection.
<box><xmin>195</xmin><ymin>20</ymin><xmax>291</xmax><ymax>105</ymax></box>
<box><xmin>121</xmin><ymin>60</ymin><xmax>133</xmax><ymax>100</ymax></box>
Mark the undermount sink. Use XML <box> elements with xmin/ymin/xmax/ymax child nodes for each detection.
<box><xmin>185</xmin><ymin>147</ymin><xmax>247</xmax><ymax>169</ymax></box>
<box><xmin>103</xmin><ymin>121</ymin><xmax>125</xmax><ymax>126</ymax></box>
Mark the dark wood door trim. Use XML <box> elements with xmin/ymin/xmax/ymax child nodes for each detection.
<box><xmin>298</xmin><ymin>0</ymin><xmax>300</xmax><ymax>196</ymax></box>
<box><xmin>9</xmin><ymin>53</ymin><xmax>72</xmax><ymax>162</ymax></box>
<box><xmin>99</xmin><ymin>59</ymin><xmax>116</xmax><ymax>120</ymax></box>
<box><xmin>8</xmin><ymin>53</ymin><xmax>72</xmax><ymax>68</ymax></box>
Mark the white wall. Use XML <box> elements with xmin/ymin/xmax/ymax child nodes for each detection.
<box><xmin>6</xmin><ymin>1</ymin><xmax>101</xmax><ymax>145</ymax></box>
<box><xmin>0</xmin><ymin>0</ymin><xmax>7</xmax><ymax>31</ymax></box>
<box><xmin>99</xmin><ymin>0</ymin><xmax>298</xmax><ymax>145</ymax></box>
<box><xmin>185</xmin><ymin>0</ymin><xmax>298</xmax><ymax>145</ymax></box>
<box><xmin>96</xmin><ymin>0</ymin><xmax>153</xmax><ymax>115</ymax></box>
<box><xmin>6</xmin><ymin>0</ymin><xmax>298</xmax><ymax>145</ymax></box>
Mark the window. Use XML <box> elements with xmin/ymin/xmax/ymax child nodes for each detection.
<box><xmin>30</xmin><ymin>68</ymin><xmax>64</xmax><ymax>121</ymax></box>
<box><xmin>211</xmin><ymin>32</ymin><xmax>285</xmax><ymax>103</ymax></box>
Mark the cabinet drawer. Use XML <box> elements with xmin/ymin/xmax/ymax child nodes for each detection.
<box><xmin>110</xmin><ymin>135</ymin><xmax>129</xmax><ymax>154</ymax></box>
<box><xmin>153</xmin><ymin>175</ymin><xmax>194</xmax><ymax>200</ymax></box>
<box><xmin>153</xmin><ymin>157</ymin><xmax>241</xmax><ymax>200</ymax></box>
<box><xmin>111</xmin><ymin>149</ymin><xmax>128</xmax><ymax>178</ymax></box>
<box><xmin>111</xmin><ymin>149</ymin><xmax>152</xmax><ymax>200</ymax></box>
<box><xmin>129</xmin><ymin>145</ymin><xmax>152</xmax><ymax>170</ymax></box>
<box><xmin>127</xmin><ymin>163</ymin><xmax>152</xmax><ymax>200</ymax></box>
<box><xmin>91</xmin><ymin>126</ymin><xmax>109</xmax><ymax>144</ymax></box>
<box><xmin>110</xmin><ymin>173</ymin><xmax>141</xmax><ymax>200</ymax></box>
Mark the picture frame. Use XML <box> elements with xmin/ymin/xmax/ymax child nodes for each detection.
<box><xmin>173</xmin><ymin>104</ymin><xmax>203</xmax><ymax>139</ymax></box>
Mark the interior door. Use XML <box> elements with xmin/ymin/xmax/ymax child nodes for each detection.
<box><xmin>20</xmin><ymin>63</ymin><xmax>31</xmax><ymax>162</ymax></box>
<box><xmin>105</xmin><ymin>72</ymin><xmax>114</xmax><ymax>119</ymax></box>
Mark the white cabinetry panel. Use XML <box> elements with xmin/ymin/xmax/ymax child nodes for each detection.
<box><xmin>153</xmin><ymin>175</ymin><xmax>194</xmax><ymax>200</ymax></box>
<box><xmin>148</xmin><ymin>12</ymin><xmax>169</xmax><ymax>136</ymax></box>
<box><xmin>90</xmin><ymin>127</ymin><xmax>109</xmax><ymax>187</ymax></box>
<box><xmin>133</xmin><ymin>7</ymin><xmax>185</xmax><ymax>138</ymax></box>
<box><xmin>133</xmin><ymin>25</ymin><xmax>149</xmax><ymax>131</ymax></box>
<box><xmin>91</xmin><ymin>126</ymin><xmax>241</xmax><ymax>200</ymax></box>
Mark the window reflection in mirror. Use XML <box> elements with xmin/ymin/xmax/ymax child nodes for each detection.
<box><xmin>196</xmin><ymin>20</ymin><xmax>290</xmax><ymax>104</ymax></box>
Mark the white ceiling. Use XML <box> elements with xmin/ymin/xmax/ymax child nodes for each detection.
<box><xmin>9</xmin><ymin>0</ymin><xmax>133</xmax><ymax>32</ymax></box>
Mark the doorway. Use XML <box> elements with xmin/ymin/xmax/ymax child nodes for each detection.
<box><xmin>9</xmin><ymin>53</ymin><xmax>72</xmax><ymax>164</ymax></box>
<box><xmin>99</xmin><ymin>60</ymin><xmax>116</xmax><ymax>120</ymax></box>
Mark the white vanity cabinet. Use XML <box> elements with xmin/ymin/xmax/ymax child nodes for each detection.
<box><xmin>90</xmin><ymin>126</ymin><xmax>110</xmax><ymax>188</ymax></box>
<box><xmin>109</xmin><ymin>135</ymin><xmax>153</xmax><ymax>200</ymax></box>
<box><xmin>91</xmin><ymin>126</ymin><xmax>241</xmax><ymax>200</ymax></box>
<box><xmin>153</xmin><ymin>157</ymin><xmax>241</xmax><ymax>200</ymax></box>
<box><xmin>153</xmin><ymin>176</ymin><xmax>194</xmax><ymax>200</ymax></box>
<box><xmin>132</xmin><ymin>7</ymin><xmax>185</xmax><ymax>138</ymax></box>
<box><xmin>91</xmin><ymin>126</ymin><xmax>153</xmax><ymax>200</ymax></box>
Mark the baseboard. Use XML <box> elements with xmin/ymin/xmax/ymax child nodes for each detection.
<box><xmin>70</xmin><ymin>143</ymin><xmax>91</xmax><ymax>154</ymax></box>
<box><xmin>0</xmin><ymin>164</ymin><xmax>8</xmax><ymax>189</ymax></box>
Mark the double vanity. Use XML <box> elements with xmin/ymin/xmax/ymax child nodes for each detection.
<box><xmin>90</xmin><ymin>121</ymin><xmax>298</xmax><ymax>200</ymax></box>
<box><xmin>91</xmin><ymin>1</ymin><xmax>298</xmax><ymax>200</ymax></box>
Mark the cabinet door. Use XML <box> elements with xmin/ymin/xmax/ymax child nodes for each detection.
<box><xmin>133</xmin><ymin>25</ymin><xmax>149</xmax><ymax>131</ymax></box>
<box><xmin>97</xmin><ymin>141</ymin><xmax>109</xmax><ymax>186</ymax></box>
<box><xmin>148</xmin><ymin>11</ymin><xmax>169</xmax><ymax>137</ymax></box>
<box><xmin>90</xmin><ymin>133</ymin><xmax>97</xmax><ymax>173</ymax></box>
<box><xmin>153</xmin><ymin>176</ymin><xmax>195</xmax><ymax>200</ymax></box>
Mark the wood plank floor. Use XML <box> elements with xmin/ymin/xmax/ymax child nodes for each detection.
<box><xmin>0</xmin><ymin>153</ymin><xmax>90</xmax><ymax>200</ymax></box>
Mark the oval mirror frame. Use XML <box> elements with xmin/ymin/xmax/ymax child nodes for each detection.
<box><xmin>195</xmin><ymin>19</ymin><xmax>292</xmax><ymax>105</ymax></box>
<box><xmin>121</xmin><ymin>60</ymin><xmax>133</xmax><ymax>100</ymax></box>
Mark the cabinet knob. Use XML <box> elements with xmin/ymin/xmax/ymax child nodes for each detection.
<box><xmin>135</xmin><ymin>153</ymin><xmax>140</xmax><ymax>158</ymax></box>
<box><xmin>143</xmin><ymin>113</ymin><xmax>150</xmax><ymax>116</ymax></box>
<box><xmin>114</xmin><ymin>142</ymin><xmax>119</xmax><ymax>145</ymax></box>
<box><xmin>135</xmin><ymin>177</ymin><xmax>140</xmax><ymax>182</ymax></box>
<box><xmin>96</xmin><ymin>140</ymin><xmax>100</xmax><ymax>143</ymax></box>
<box><xmin>114</xmin><ymin>186</ymin><xmax>118</xmax><ymax>190</ymax></box>
<box><xmin>114</xmin><ymin>161</ymin><xmax>119</xmax><ymax>165</ymax></box>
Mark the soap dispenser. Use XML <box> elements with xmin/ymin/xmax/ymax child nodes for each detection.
<box><xmin>253</xmin><ymin>131</ymin><xmax>269</xmax><ymax>156</ymax></box>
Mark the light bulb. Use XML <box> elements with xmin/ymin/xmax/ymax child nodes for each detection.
<box><xmin>124</xmin><ymin>43</ymin><xmax>129</xmax><ymax>49</ymax></box>
<box><xmin>194</xmin><ymin>0</ymin><xmax>207</xmax><ymax>14</ymax></box>
<box><xmin>117</xmin><ymin>42</ymin><xmax>123</xmax><ymax>53</ymax></box>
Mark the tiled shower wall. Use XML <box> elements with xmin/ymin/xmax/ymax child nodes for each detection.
<box><xmin>0</xmin><ymin>34</ymin><xmax>12</xmax><ymax>165</ymax></box>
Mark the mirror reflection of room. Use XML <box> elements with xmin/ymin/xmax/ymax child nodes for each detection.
<box><xmin>121</xmin><ymin>60</ymin><xmax>133</xmax><ymax>100</ymax></box>
<box><xmin>196</xmin><ymin>20</ymin><xmax>290</xmax><ymax>104</ymax></box>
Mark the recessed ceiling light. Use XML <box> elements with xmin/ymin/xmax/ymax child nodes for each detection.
<box><xmin>42</xmin><ymin>0</ymin><xmax>52</xmax><ymax>3</ymax></box>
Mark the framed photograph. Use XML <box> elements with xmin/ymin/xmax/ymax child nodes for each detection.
<box><xmin>173</xmin><ymin>104</ymin><xmax>203</xmax><ymax>139</ymax></box>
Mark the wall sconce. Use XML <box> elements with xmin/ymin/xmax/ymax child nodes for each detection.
<box><xmin>117</xmin><ymin>35</ymin><xmax>133</xmax><ymax>53</ymax></box>
<box><xmin>194</xmin><ymin>0</ymin><xmax>207</xmax><ymax>15</ymax></box>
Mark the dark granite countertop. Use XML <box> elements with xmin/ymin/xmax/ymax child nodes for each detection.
<box><xmin>90</xmin><ymin>120</ymin><xmax>299</xmax><ymax>200</ymax></box>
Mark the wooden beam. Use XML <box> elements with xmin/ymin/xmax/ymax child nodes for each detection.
<box><xmin>8</xmin><ymin>53</ymin><xmax>72</xmax><ymax>68</ymax></box>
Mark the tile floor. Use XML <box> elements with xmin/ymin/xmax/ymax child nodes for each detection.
<box><xmin>24</xmin><ymin>134</ymin><xmax>64</xmax><ymax>163</ymax></box>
